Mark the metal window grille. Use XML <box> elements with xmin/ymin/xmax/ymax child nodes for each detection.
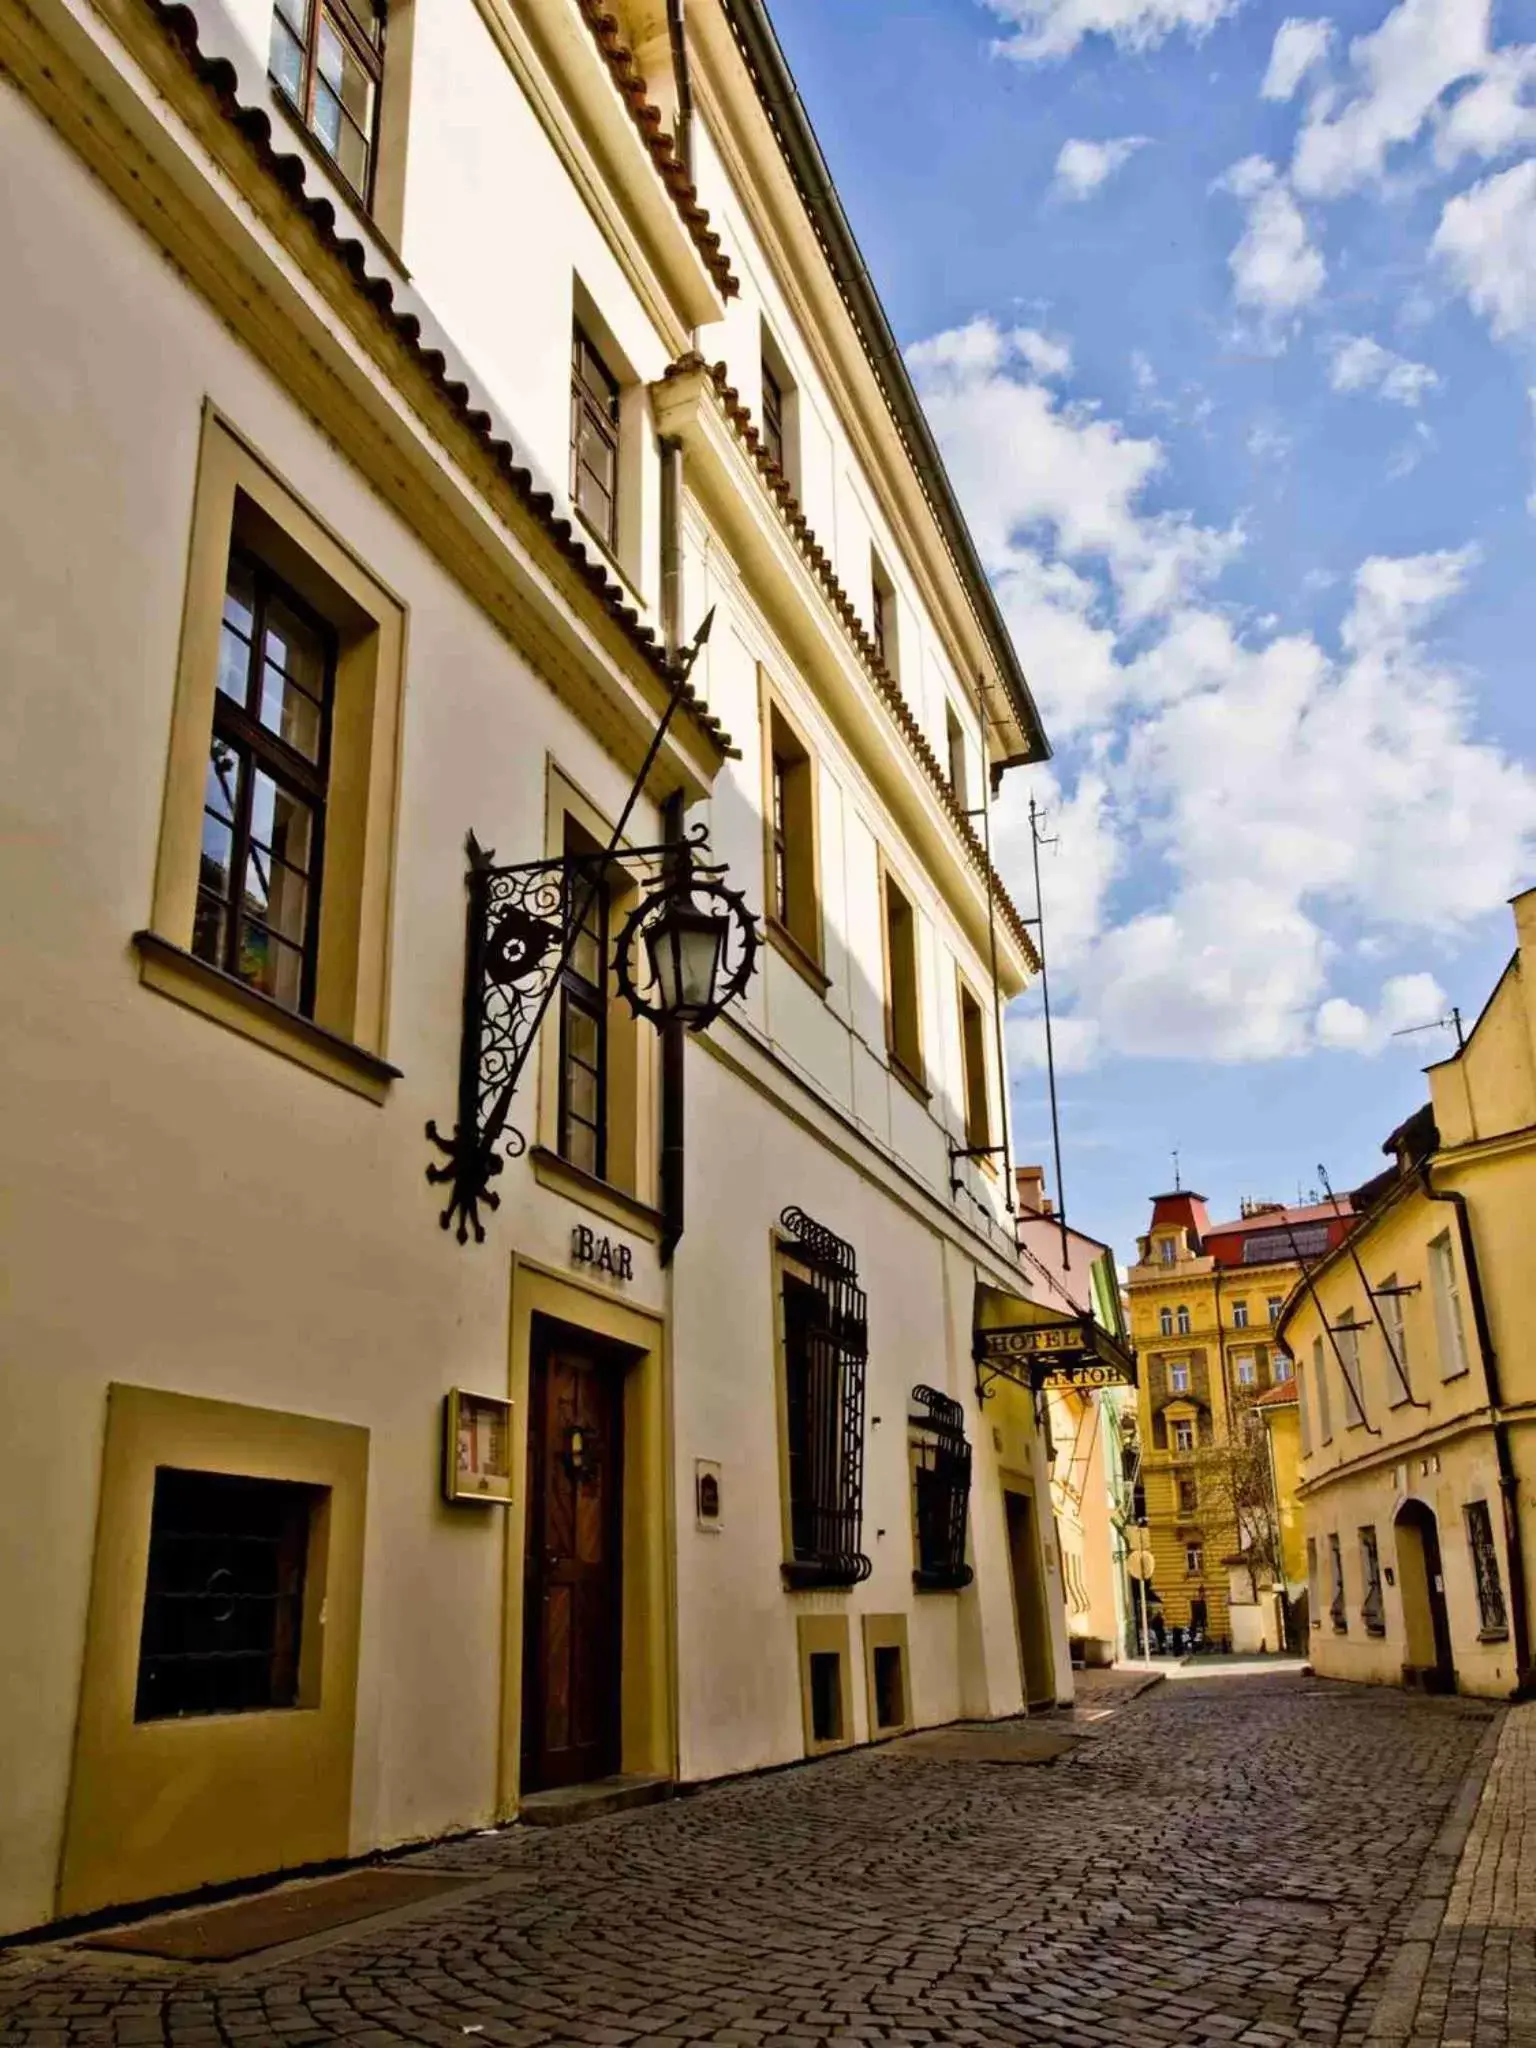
<box><xmin>269</xmin><ymin>0</ymin><xmax>385</xmax><ymax>201</ymax></box>
<box><xmin>194</xmin><ymin>548</ymin><xmax>333</xmax><ymax>1018</ymax></box>
<box><xmin>779</xmin><ymin>1207</ymin><xmax>871</xmax><ymax>1588</ymax></box>
<box><xmin>1328</xmin><ymin>1532</ymin><xmax>1347</xmax><ymax>1632</ymax></box>
<box><xmin>1466</xmin><ymin>1500</ymin><xmax>1509</xmax><ymax>1638</ymax></box>
<box><xmin>1360</xmin><ymin>1525</ymin><xmax>1385</xmax><ymax>1635</ymax></box>
<box><xmin>909</xmin><ymin>1386</ymin><xmax>973</xmax><ymax>1591</ymax></box>
<box><xmin>135</xmin><ymin>1468</ymin><xmax>317</xmax><ymax>1721</ymax></box>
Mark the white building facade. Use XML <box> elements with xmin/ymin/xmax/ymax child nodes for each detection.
<box><xmin>0</xmin><ymin>0</ymin><xmax>1065</xmax><ymax>1933</ymax></box>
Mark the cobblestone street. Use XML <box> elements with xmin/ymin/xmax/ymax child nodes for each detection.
<box><xmin>0</xmin><ymin>1673</ymin><xmax>1521</xmax><ymax>2048</ymax></box>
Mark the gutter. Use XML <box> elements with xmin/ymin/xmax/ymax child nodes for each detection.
<box><xmin>1421</xmin><ymin>1164</ymin><xmax>1535</xmax><ymax>1698</ymax></box>
<box><xmin>717</xmin><ymin>0</ymin><xmax>1049</xmax><ymax>771</ymax></box>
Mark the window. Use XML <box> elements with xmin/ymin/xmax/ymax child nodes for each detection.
<box><xmin>1297</xmin><ymin>1357</ymin><xmax>1313</xmax><ymax>1455</ymax></box>
<box><xmin>1178</xmin><ymin>1477</ymin><xmax>1199</xmax><ymax>1514</ymax></box>
<box><xmin>945</xmin><ymin>704</ymin><xmax>968</xmax><ymax>810</ymax></box>
<box><xmin>1379</xmin><ymin>1276</ymin><xmax>1412</xmax><ymax>1403</ymax></box>
<box><xmin>1233</xmin><ymin>1299</ymin><xmax>1250</xmax><ymax>1330</ymax></box>
<box><xmin>1173</xmin><ymin>1419</ymin><xmax>1195</xmax><ymax>1454</ymax></box>
<box><xmin>144</xmin><ymin>418</ymin><xmax>405</xmax><ymax>1099</ymax></box>
<box><xmin>557</xmin><ymin>822</ymin><xmax>609</xmax><ymax>1180</ymax></box>
<box><xmin>1176</xmin><ymin>1305</ymin><xmax>1191</xmax><ymax>1335</ymax></box>
<box><xmin>194</xmin><ymin>549</ymin><xmax>333</xmax><ymax>1018</ymax></box>
<box><xmin>1337</xmin><ymin>1316</ymin><xmax>1366</xmax><ymax>1427</ymax></box>
<box><xmin>1267</xmin><ymin>1296</ymin><xmax>1283</xmax><ymax>1324</ymax></box>
<box><xmin>270</xmin><ymin>0</ymin><xmax>384</xmax><ymax>200</ymax></box>
<box><xmin>882</xmin><ymin>867</ymin><xmax>923</xmax><ymax>1088</ymax></box>
<box><xmin>958</xmin><ymin>983</ymin><xmax>992</xmax><ymax>1154</ymax></box>
<box><xmin>1234</xmin><ymin>1354</ymin><xmax>1257</xmax><ymax>1388</ymax></box>
<box><xmin>136</xmin><ymin>1468</ymin><xmax>320</xmax><ymax>1721</ymax></box>
<box><xmin>1160</xmin><ymin>1237</ymin><xmax>1177</xmax><ymax>1265</ymax></box>
<box><xmin>571</xmin><ymin>325</ymin><xmax>621</xmax><ymax>552</ymax></box>
<box><xmin>1359</xmin><ymin>1527</ymin><xmax>1385</xmax><ymax>1636</ymax></box>
<box><xmin>1159</xmin><ymin>1307</ymin><xmax>1174</xmax><ymax>1336</ymax></box>
<box><xmin>1312</xmin><ymin>1336</ymin><xmax>1334</xmax><ymax>1444</ymax></box>
<box><xmin>761</xmin><ymin>356</ymin><xmax>785</xmax><ymax>472</ymax></box>
<box><xmin>1306</xmin><ymin>1536</ymin><xmax>1320</xmax><ymax>1629</ymax></box>
<box><xmin>762</xmin><ymin>697</ymin><xmax>821</xmax><ymax>976</ymax></box>
<box><xmin>1466</xmin><ymin>1501</ymin><xmax>1509</xmax><ymax>1638</ymax></box>
<box><xmin>872</xmin><ymin>1646</ymin><xmax>905</xmax><ymax>1730</ymax></box>
<box><xmin>809</xmin><ymin>1652</ymin><xmax>843</xmax><ymax>1743</ymax></box>
<box><xmin>870</xmin><ymin>553</ymin><xmax>898</xmax><ymax>679</ymax></box>
<box><xmin>1273</xmin><ymin>1352</ymin><xmax>1295</xmax><ymax>1383</ymax></box>
<box><xmin>1185</xmin><ymin>1543</ymin><xmax>1203</xmax><ymax>1576</ymax></box>
<box><xmin>1429</xmin><ymin>1232</ymin><xmax>1471</xmax><ymax>1379</ymax></box>
<box><xmin>1169</xmin><ymin>1362</ymin><xmax>1190</xmax><ymax>1394</ymax></box>
<box><xmin>910</xmin><ymin>1388</ymin><xmax>973</xmax><ymax>1590</ymax></box>
<box><xmin>1328</xmin><ymin>1533</ymin><xmax>1347</xmax><ymax>1632</ymax></box>
<box><xmin>780</xmin><ymin>1210</ymin><xmax>870</xmax><ymax>1589</ymax></box>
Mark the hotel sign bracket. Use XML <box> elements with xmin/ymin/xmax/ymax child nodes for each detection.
<box><xmin>973</xmin><ymin>1316</ymin><xmax>1138</xmax><ymax>1402</ymax></box>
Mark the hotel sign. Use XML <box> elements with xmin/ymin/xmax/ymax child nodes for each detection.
<box><xmin>975</xmin><ymin>1316</ymin><xmax>1138</xmax><ymax>1393</ymax></box>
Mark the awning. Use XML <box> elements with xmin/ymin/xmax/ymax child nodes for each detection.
<box><xmin>974</xmin><ymin>1285</ymin><xmax>1138</xmax><ymax>1398</ymax></box>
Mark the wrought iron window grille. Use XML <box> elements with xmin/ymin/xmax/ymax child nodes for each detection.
<box><xmin>1466</xmin><ymin>1500</ymin><xmax>1510</xmax><ymax>1639</ymax></box>
<box><xmin>1360</xmin><ymin>1526</ymin><xmax>1386</xmax><ymax>1636</ymax></box>
<box><xmin>778</xmin><ymin>1206</ymin><xmax>872</xmax><ymax>1589</ymax></box>
<box><xmin>425</xmin><ymin>614</ymin><xmax>759</xmax><ymax>1244</ymax></box>
<box><xmin>909</xmin><ymin>1386</ymin><xmax>973</xmax><ymax>1591</ymax></box>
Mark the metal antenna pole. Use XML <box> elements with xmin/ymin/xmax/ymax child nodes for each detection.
<box><xmin>1029</xmin><ymin>795</ymin><xmax>1070</xmax><ymax>1272</ymax></box>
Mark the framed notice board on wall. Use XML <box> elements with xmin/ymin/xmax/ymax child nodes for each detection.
<box><xmin>443</xmin><ymin>1389</ymin><xmax>514</xmax><ymax>1505</ymax></box>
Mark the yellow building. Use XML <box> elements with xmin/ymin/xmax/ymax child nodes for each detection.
<box><xmin>1127</xmin><ymin>1190</ymin><xmax>1353</xmax><ymax>1649</ymax></box>
<box><xmin>1280</xmin><ymin>890</ymin><xmax>1536</xmax><ymax>1698</ymax></box>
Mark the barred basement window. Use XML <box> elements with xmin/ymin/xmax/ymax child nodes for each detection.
<box><xmin>779</xmin><ymin>1207</ymin><xmax>871</xmax><ymax>1589</ymax></box>
<box><xmin>1466</xmin><ymin>1500</ymin><xmax>1509</xmax><ymax>1639</ymax></box>
<box><xmin>135</xmin><ymin>1468</ymin><xmax>321</xmax><ymax>1721</ymax></box>
<box><xmin>1328</xmin><ymin>1532</ymin><xmax>1347</xmax><ymax>1633</ymax></box>
<box><xmin>1360</xmin><ymin>1525</ymin><xmax>1385</xmax><ymax>1636</ymax></box>
<box><xmin>909</xmin><ymin>1386</ymin><xmax>973</xmax><ymax>1591</ymax></box>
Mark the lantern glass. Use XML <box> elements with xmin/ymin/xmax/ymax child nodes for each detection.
<box><xmin>644</xmin><ymin>897</ymin><xmax>730</xmax><ymax>1023</ymax></box>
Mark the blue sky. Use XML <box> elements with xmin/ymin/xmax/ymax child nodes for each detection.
<box><xmin>768</xmin><ymin>0</ymin><xmax>1536</xmax><ymax>1259</ymax></box>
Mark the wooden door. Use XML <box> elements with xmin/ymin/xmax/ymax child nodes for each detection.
<box><xmin>521</xmin><ymin>1324</ymin><xmax>625</xmax><ymax>1791</ymax></box>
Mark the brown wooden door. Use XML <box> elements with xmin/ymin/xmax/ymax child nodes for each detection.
<box><xmin>521</xmin><ymin>1323</ymin><xmax>625</xmax><ymax>1791</ymax></box>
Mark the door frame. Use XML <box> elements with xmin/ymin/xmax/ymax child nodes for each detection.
<box><xmin>501</xmin><ymin>1258</ymin><xmax>672</xmax><ymax>1814</ymax></box>
<box><xmin>1001</xmin><ymin>1480</ymin><xmax>1056</xmax><ymax>1711</ymax></box>
<box><xmin>1395</xmin><ymin>1498</ymin><xmax>1456</xmax><ymax>1693</ymax></box>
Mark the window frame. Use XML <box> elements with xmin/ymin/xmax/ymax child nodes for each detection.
<box><xmin>1173</xmin><ymin>1418</ymin><xmax>1195</xmax><ymax>1454</ymax></box>
<box><xmin>956</xmin><ymin>974</ymin><xmax>994</xmax><ymax>1158</ymax></box>
<box><xmin>945</xmin><ymin>703</ymin><xmax>969</xmax><ymax>810</ymax></box>
<box><xmin>141</xmin><ymin>411</ymin><xmax>404</xmax><ymax>1102</ymax></box>
<box><xmin>870</xmin><ymin>551</ymin><xmax>899</xmax><ymax>680</ymax></box>
<box><xmin>760</xmin><ymin>685</ymin><xmax>826</xmax><ymax>988</ymax></box>
<box><xmin>1159</xmin><ymin>1307</ymin><xmax>1174</xmax><ymax>1336</ymax></box>
<box><xmin>1312</xmin><ymin>1335</ymin><xmax>1334</xmax><ymax>1444</ymax></box>
<box><xmin>570</xmin><ymin>322</ymin><xmax>622</xmax><ymax>556</ymax></box>
<box><xmin>880</xmin><ymin>858</ymin><xmax>926</xmax><ymax>1096</ymax></box>
<box><xmin>1168</xmin><ymin>1362</ymin><xmax>1190</xmax><ymax>1394</ymax></box>
<box><xmin>1465</xmin><ymin>1500</ymin><xmax>1509</xmax><ymax>1640</ymax></box>
<box><xmin>1176</xmin><ymin>1305</ymin><xmax>1191</xmax><ymax>1336</ymax></box>
<box><xmin>1185</xmin><ymin>1542</ymin><xmax>1204</xmax><ymax>1577</ymax></box>
<box><xmin>1429</xmin><ymin>1231</ymin><xmax>1471</xmax><ymax>1380</ymax></box>
<box><xmin>1379</xmin><ymin>1274</ymin><xmax>1413</xmax><ymax>1404</ymax></box>
<box><xmin>1359</xmin><ymin>1525</ymin><xmax>1385</xmax><ymax>1636</ymax></box>
<box><xmin>1328</xmin><ymin>1532</ymin><xmax>1348</xmax><ymax>1632</ymax></box>
<box><xmin>556</xmin><ymin>845</ymin><xmax>611</xmax><ymax>1184</ymax></box>
<box><xmin>1232</xmin><ymin>1299</ymin><xmax>1250</xmax><ymax>1330</ymax></box>
<box><xmin>270</xmin><ymin>0</ymin><xmax>385</xmax><ymax>205</ymax></box>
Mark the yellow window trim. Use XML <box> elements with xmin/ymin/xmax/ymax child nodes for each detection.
<box><xmin>861</xmin><ymin>1614</ymin><xmax>913</xmax><ymax>1741</ymax></box>
<box><xmin>954</xmin><ymin>963</ymin><xmax>996</xmax><ymax>1169</ymax></box>
<box><xmin>759</xmin><ymin>672</ymin><xmax>825</xmax><ymax>980</ymax></box>
<box><xmin>146</xmin><ymin>407</ymin><xmax>405</xmax><ymax>1083</ymax></box>
<box><xmin>878</xmin><ymin>850</ymin><xmax>926</xmax><ymax>1094</ymax></box>
<box><xmin>795</xmin><ymin>1613</ymin><xmax>856</xmax><ymax>1758</ymax></box>
<box><xmin>530</xmin><ymin>1144</ymin><xmax>663</xmax><ymax>1243</ymax></box>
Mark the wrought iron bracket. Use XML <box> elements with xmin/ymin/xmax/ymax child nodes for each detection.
<box><xmin>949</xmin><ymin>1142</ymin><xmax>1007</xmax><ymax>1195</ymax></box>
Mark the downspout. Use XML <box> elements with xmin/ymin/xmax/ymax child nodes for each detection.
<box><xmin>666</xmin><ymin>0</ymin><xmax>693</xmax><ymax>181</ymax></box>
<box><xmin>1421</xmin><ymin>1165</ymin><xmax>1534</xmax><ymax>1696</ymax></box>
<box><xmin>658</xmin><ymin>437</ymin><xmax>686</xmax><ymax>1264</ymax></box>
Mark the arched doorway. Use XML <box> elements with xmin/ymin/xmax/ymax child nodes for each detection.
<box><xmin>1394</xmin><ymin>1500</ymin><xmax>1455</xmax><ymax>1694</ymax></box>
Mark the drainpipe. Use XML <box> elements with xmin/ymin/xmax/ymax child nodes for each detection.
<box><xmin>666</xmin><ymin>0</ymin><xmax>693</xmax><ymax>180</ymax></box>
<box><xmin>1421</xmin><ymin>1164</ymin><xmax>1534</xmax><ymax>1697</ymax></box>
<box><xmin>658</xmin><ymin>438</ymin><xmax>686</xmax><ymax>1264</ymax></box>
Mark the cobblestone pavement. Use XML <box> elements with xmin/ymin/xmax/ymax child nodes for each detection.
<box><xmin>0</xmin><ymin>1673</ymin><xmax>1508</xmax><ymax>2048</ymax></box>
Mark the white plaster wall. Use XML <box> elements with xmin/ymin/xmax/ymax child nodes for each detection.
<box><xmin>0</xmin><ymin>86</ymin><xmax>669</xmax><ymax>1932</ymax></box>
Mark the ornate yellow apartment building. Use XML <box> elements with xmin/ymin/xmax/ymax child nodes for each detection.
<box><xmin>1127</xmin><ymin>1191</ymin><xmax>1354</xmax><ymax>1647</ymax></box>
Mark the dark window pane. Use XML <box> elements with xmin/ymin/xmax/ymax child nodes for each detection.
<box><xmin>270</xmin><ymin>16</ymin><xmax>305</xmax><ymax>103</ymax></box>
<box><xmin>200</xmin><ymin>811</ymin><xmax>234</xmax><ymax>903</ymax></box>
<box><xmin>248</xmin><ymin>771</ymin><xmax>316</xmax><ymax>876</ymax></box>
<box><xmin>237</xmin><ymin>919</ymin><xmax>306</xmax><ymax>1010</ymax></box>
<box><xmin>192</xmin><ymin>892</ymin><xmax>226</xmax><ymax>970</ymax></box>
<box><xmin>564</xmin><ymin>1119</ymin><xmax>598</xmax><ymax>1177</ymax></box>
<box><xmin>205</xmin><ymin>741</ymin><xmax>239</xmax><ymax>824</ymax></box>
<box><xmin>218</xmin><ymin>620</ymin><xmax>252</xmax><ymax>705</ymax></box>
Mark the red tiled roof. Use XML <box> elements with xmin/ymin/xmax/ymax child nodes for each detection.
<box><xmin>1254</xmin><ymin>1378</ymin><xmax>1298</xmax><ymax>1407</ymax></box>
<box><xmin>1203</xmin><ymin>1200</ymin><xmax>1350</xmax><ymax>1237</ymax></box>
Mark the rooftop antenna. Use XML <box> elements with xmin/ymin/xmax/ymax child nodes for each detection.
<box><xmin>1172</xmin><ymin>1147</ymin><xmax>1182</xmax><ymax>1193</ymax></box>
<box><xmin>1391</xmin><ymin>1006</ymin><xmax>1465</xmax><ymax>1053</ymax></box>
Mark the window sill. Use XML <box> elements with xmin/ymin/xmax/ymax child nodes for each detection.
<box><xmin>913</xmin><ymin>1565</ymin><xmax>974</xmax><ymax>1594</ymax></box>
<box><xmin>888</xmin><ymin>1051</ymin><xmax>930</xmax><ymax>1105</ymax></box>
<box><xmin>267</xmin><ymin>88</ymin><xmax>412</xmax><ymax>281</ymax></box>
<box><xmin>133</xmin><ymin>931</ymin><xmax>399</xmax><ymax>1104</ymax></box>
<box><xmin>1478</xmin><ymin>1627</ymin><xmax>1511</xmax><ymax>1644</ymax></box>
<box><xmin>530</xmin><ymin>1145</ymin><xmax>662</xmax><ymax>1243</ymax></box>
<box><xmin>782</xmin><ymin>1557</ymin><xmax>870</xmax><ymax>1592</ymax></box>
<box><xmin>766</xmin><ymin>916</ymin><xmax>831</xmax><ymax>996</ymax></box>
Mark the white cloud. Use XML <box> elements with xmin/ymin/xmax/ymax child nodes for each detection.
<box><xmin>910</xmin><ymin>310</ymin><xmax>1536</xmax><ymax>1066</ymax></box>
<box><xmin>1263</xmin><ymin>17</ymin><xmax>1332</xmax><ymax>101</ymax></box>
<box><xmin>981</xmin><ymin>0</ymin><xmax>1238</xmax><ymax>64</ymax></box>
<box><xmin>1289</xmin><ymin>0</ymin><xmax>1519</xmax><ymax>199</ymax></box>
<box><xmin>1012</xmin><ymin>327</ymin><xmax>1075</xmax><ymax>378</ymax></box>
<box><xmin>1433</xmin><ymin>158</ymin><xmax>1536</xmax><ymax>340</ymax></box>
<box><xmin>1315</xmin><ymin>971</ymin><xmax>1447</xmax><ymax>1050</ymax></box>
<box><xmin>1326</xmin><ymin>333</ymin><xmax>1439</xmax><ymax>405</ymax></box>
<box><xmin>1218</xmin><ymin>157</ymin><xmax>1326</xmax><ymax>320</ymax></box>
<box><xmin>1053</xmin><ymin>135</ymin><xmax>1149</xmax><ymax>200</ymax></box>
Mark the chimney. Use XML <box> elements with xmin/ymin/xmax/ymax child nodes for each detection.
<box><xmin>1015</xmin><ymin>1166</ymin><xmax>1052</xmax><ymax>1216</ymax></box>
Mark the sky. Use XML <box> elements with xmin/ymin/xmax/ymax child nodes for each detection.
<box><xmin>767</xmin><ymin>0</ymin><xmax>1536</xmax><ymax>1262</ymax></box>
